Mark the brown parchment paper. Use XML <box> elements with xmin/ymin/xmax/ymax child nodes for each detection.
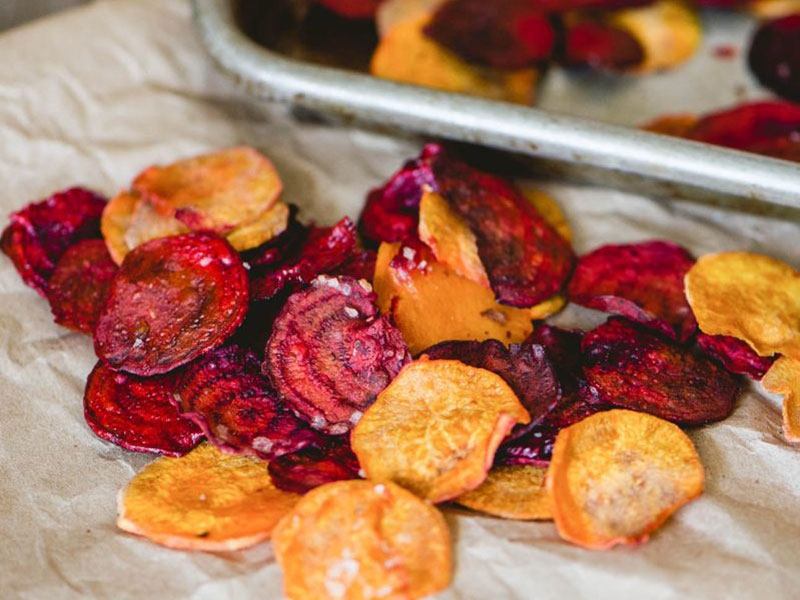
<box><xmin>0</xmin><ymin>1</ymin><xmax>799</xmax><ymax>598</ymax></box>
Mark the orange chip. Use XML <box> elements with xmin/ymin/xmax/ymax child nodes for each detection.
<box><xmin>272</xmin><ymin>480</ymin><xmax>452</xmax><ymax>600</ymax></box>
<box><xmin>370</xmin><ymin>14</ymin><xmax>538</xmax><ymax>105</ymax></box>
<box><xmin>116</xmin><ymin>443</ymin><xmax>300</xmax><ymax>551</ymax></box>
<box><xmin>528</xmin><ymin>294</ymin><xmax>567</xmax><ymax>321</ymax></box>
<box><xmin>456</xmin><ymin>465</ymin><xmax>552</xmax><ymax>521</ymax></box>
<box><xmin>123</xmin><ymin>195</ymin><xmax>188</xmax><ymax>254</ymax></box>
<box><xmin>352</xmin><ymin>358</ymin><xmax>530</xmax><ymax>503</ymax></box>
<box><xmin>547</xmin><ymin>409</ymin><xmax>704</xmax><ymax>550</ymax></box>
<box><xmin>748</xmin><ymin>0</ymin><xmax>800</xmax><ymax>18</ymax></box>
<box><xmin>642</xmin><ymin>114</ymin><xmax>699</xmax><ymax>137</ymax></box>
<box><xmin>684</xmin><ymin>252</ymin><xmax>800</xmax><ymax>360</ymax></box>
<box><xmin>374</xmin><ymin>242</ymin><xmax>534</xmax><ymax>354</ymax></box>
<box><xmin>101</xmin><ymin>191</ymin><xmax>140</xmax><ymax>265</ymax></box>
<box><xmin>762</xmin><ymin>356</ymin><xmax>800</xmax><ymax>442</ymax></box>
<box><xmin>521</xmin><ymin>188</ymin><xmax>572</xmax><ymax>244</ymax></box>
<box><xmin>132</xmin><ymin>147</ymin><xmax>283</xmax><ymax>234</ymax></box>
<box><xmin>224</xmin><ymin>200</ymin><xmax>290</xmax><ymax>252</ymax></box>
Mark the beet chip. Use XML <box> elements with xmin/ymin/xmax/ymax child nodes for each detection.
<box><xmin>1</xmin><ymin>187</ymin><xmax>106</xmax><ymax>296</ymax></box>
<box><xmin>47</xmin><ymin>239</ymin><xmax>118</xmax><ymax>334</ymax></box>
<box><xmin>249</xmin><ymin>218</ymin><xmax>357</xmax><ymax>302</ymax></box>
<box><xmin>94</xmin><ymin>233</ymin><xmax>249</xmax><ymax>376</ymax></box>
<box><xmin>567</xmin><ymin>241</ymin><xmax>697</xmax><ymax>341</ymax></box>
<box><xmin>422</xmin><ymin>339</ymin><xmax>560</xmax><ymax>424</ymax></box>
<box><xmin>748</xmin><ymin>14</ymin><xmax>800</xmax><ymax>103</ymax></box>
<box><xmin>268</xmin><ymin>436</ymin><xmax>361</xmax><ymax>494</ymax></box>
<box><xmin>562</xmin><ymin>20</ymin><xmax>644</xmax><ymax>70</ymax></box>
<box><xmin>696</xmin><ymin>333</ymin><xmax>777</xmax><ymax>381</ymax></box>
<box><xmin>175</xmin><ymin>345</ymin><xmax>321</xmax><ymax>460</ymax></box>
<box><xmin>265</xmin><ymin>275</ymin><xmax>412</xmax><ymax>434</ymax></box>
<box><xmin>582</xmin><ymin>318</ymin><xmax>740</xmax><ymax>425</ymax></box>
<box><xmin>84</xmin><ymin>361</ymin><xmax>204</xmax><ymax>456</ymax></box>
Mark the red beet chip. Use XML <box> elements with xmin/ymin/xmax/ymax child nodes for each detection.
<box><xmin>174</xmin><ymin>345</ymin><xmax>322</xmax><ymax>460</ymax></box>
<box><xmin>314</xmin><ymin>0</ymin><xmax>381</xmax><ymax>18</ymax></box>
<box><xmin>567</xmin><ymin>240</ymin><xmax>697</xmax><ymax>341</ymax></box>
<box><xmin>422</xmin><ymin>339</ymin><xmax>560</xmax><ymax>424</ymax></box>
<box><xmin>249</xmin><ymin>218</ymin><xmax>358</xmax><ymax>302</ymax></box>
<box><xmin>526</xmin><ymin>324</ymin><xmax>584</xmax><ymax>389</ymax></box>
<box><xmin>686</xmin><ymin>101</ymin><xmax>800</xmax><ymax>152</ymax></box>
<box><xmin>696</xmin><ymin>333</ymin><xmax>777</xmax><ymax>381</ymax></box>
<box><xmin>47</xmin><ymin>239</ymin><xmax>118</xmax><ymax>334</ymax></box>
<box><xmin>1</xmin><ymin>187</ymin><xmax>106</xmax><ymax>296</ymax></box>
<box><xmin>265</xmin><ymin>275</ymin><xmax>412</xmax><ymax>434</ymax></box>
<box><xmin>83</xmin><ymin>361</ymin><xmax>204</xmax><ymax>456</ymax></box>
<box><xmin>334</xmin><ymin>249</ymin><xmax>377</xmax><ymax>282</ymax></box>
<box><xmin>561</xmin><ymin>20</ymin><xmax>644</xmax><ymax>70</ymax></box>
<box><xmin>582</xmin><ymin>317</ymin><xmax>740</xmax><ymax>425</ymax></box>
<box><xmin>748</xmin><ymin>14</ymin><xmax>800</xmax><ymax>103</ymax></box>
<box><xmin>94</xmin><ymin>232</ymin><xmax>249</xmax><ymax>376</ymax></box>
<box><xmin>268</xmin><ymin>436</ymin><xmax>361</xmax><ymax>494</ymax></box>
<box><xmin>424</xmin><ymin>0</ymin><xmax>555</xmax><ymax>69</ymax></box>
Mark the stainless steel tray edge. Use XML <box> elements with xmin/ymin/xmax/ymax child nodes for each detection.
<box><xmin>193</xmin><ymin>0</ymin><xmax>800</xmax><ymax>214</ymax></box>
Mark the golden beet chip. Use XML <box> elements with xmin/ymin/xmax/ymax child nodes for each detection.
<box><xmin>456</xmin><ymin>465</ymin><xmax>552</xmax><ymax>521</ymax></box>
<box><xmin>762</xmin><ymin>356</ymin><xmax>800</xmax><ymax>442</ymax></box>
<box><xmin>642</xmin><ymin>113</ymin><xmax>699</xmax><ymax>137</ymax></box>
<box><xmin>352</xmin><ymin>358</ymin><xmax>530</xmax><ymax>503</ymax></box>
<box><xmin>547</xmin><ymin>409</ymin><xmax>704</xmax><ymax>550</ymax></box>
<box><xmin>370</xmin><ymin>14</ymin><xmax>538</xmax><ymax>105</ymax></box>
<box><xmin>117</xmin><ymin>443</ymin><xmax>300</xmax><ymax>551</ymax></box>
<box><xmin>273</xmin><ymin>480</ymin><xmax>452</xmax><ymax>600</ymax></box>
<box><xmin>374</xmin><ymin>242</ymin><xmax>534</xmax><ymax>354</ymax></box>
<box><xmin>684</xmin><ymin>252</ymin><xmax>800</xmax><ymax>360</ymax></box>
<box><xmin>101</xmin><ymin>191</ymin><xmax>142</xmax><ymax>265</ymax></box>
<box><xmin>225</xmin><ymin>200</ymin><xmax>289</xmax><ymax>252</ymax></box>
<box><xmin>132</xmin><ymin>147</ymin><xmax>283</xmax><ymax>234</ymax></box>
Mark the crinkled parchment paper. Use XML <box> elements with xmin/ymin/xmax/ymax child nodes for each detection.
<box><xmin>0</xmin><ymin>1</ymin><xmax>799</xmax><ymax>598</ymax></box>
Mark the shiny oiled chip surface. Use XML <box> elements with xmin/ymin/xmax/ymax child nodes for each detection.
<box><xmin>352</xmin><ymin>358</ymin><xmax>530</xmax><ymax>503</ymax></box>
<box><xmin>684</xmin><ymin>252</ymin><xmax>800</xmax><ymax>360</ymax></box>
<box><xmin>456</xmin><ymin>465</ymin><xmax>553</xmax><ymax>520</ymax></box>
<box><xmin>547</xmin><ymin>409</ymin><xmax>705</xmax><ymax>550</ymax></box>
<box><xmin>117</xmin><ymin>443</ymin><xmax>300</xmax><ymax>551</ymax></box>
<box><xmin>272</xmin><ymin>480</ymin><xmax>451</xmax><ymax>600</ymax></box>
<box><xmin>762</xmin><ymin>356</ymin><xmax>800</xmax><ymax>442</ymax></box>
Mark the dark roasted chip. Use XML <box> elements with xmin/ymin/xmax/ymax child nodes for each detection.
<box><xmin>1</xmin><ymin>187</ymin><xmax>106</xmax><ymax>296</ymax></box>
<box><xmin>748</xmin><ymin>14</ymin><xmax>800</xmax><ymax>103</ymax></box>
<box><xmin>696</xmin><ymin>333</ymin><xmax>777</xmax><ymax>381</ymax></box>
<box><xmin>268</xmin><ymin>436</ymin><xmax>361</xmax><ymax>494</ymax></box>
<box><xmin>94</xmin><ymin>232</ymin><xmax>249</xmax><ymax>376</ymax></box>
<box><xmin>83</xmin><ymin>361</ymin><xmax>204</xmax><ymax>456</ymax></box>
<box><xmin>567</xmin><ymin>240</ymin><xmax>697</xmax><ymax>341</ymax></box>
<box><xmin>47</xmin><ymin>239</ymin><xmax>118</xmax><ymax>334</ymax></box>
<box><xmin>582</xmin><ymin>317</ymin><xmax>740</xmax><ymax>425</ymax></box>
<box><xmin>526</xmin><ymin>324</ymin><xmax>584</xmax><ymax>391</ymax></box>
<box><xmin>561</xmin><ymin>20</ymin><xmax>644</xmax><ymax>70</ymax></box>
<box><xmin>686</xmin><ymin>101</ymin><xmax>800</xmax><ymax>152</ymax></box>
<box><xmin>265</xmin><ymin>275</ymin><xmax>411</xmax><ymax>434</ymax></box>
<box><xmin>314</xmin><ymin>0</ymin><xmax>382</xmax><ymax>18</ymax></box>
<box><xmin>334</xmin><ymin>249</ymin><xmax>377</xmax><ymax>282</ymax></box>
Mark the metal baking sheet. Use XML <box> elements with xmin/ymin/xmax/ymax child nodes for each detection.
<box><xmin>192</xmin><ymin>0</ymin><xmax>800</xmax><ymax>215</ymax></box>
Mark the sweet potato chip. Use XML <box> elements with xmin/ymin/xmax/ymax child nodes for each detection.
<box><xmin>272</xmin><ymin>480</ymin><xmax>452</xmax><ymax>599</ymax></box>
<box><xmin>684</xmin><ymin>251</ymin><xmax>800</xmax><ymax>360</ymax></box>
<box><xmin>547</xmin><ymin>409</ymin><xmax>705</xmax><ymax>549</ymax></box>
<box><xmin>567</xmin><ymin>240</ymin><xmax>697</xmax><ymax>341</ymax></box>
<box><xmin>582</xmin><ymin>318</ymin><xmax>740</xmax><ymax>425</ymax></box>
<box><xmin>761</xmin><ymin>356</ymin><xmax>800</xmax><ymax>442</ymax></box>
<box><xmin>84</xmin><ymin>361</ymin><xmax>204</xmax><ymax>456</ymax></box>
<box><xmin>352</xmin><ymin>358</ymin><xmax>530</xmax><ymax>503</ymax></box>
<box><xmin>94</xmin><ymin>232</ymin><xmax>249</xmax><ymax>376</ymax></box>
<box><xmin>696</xmin><ymin>333</ymin><xmax>776</xmax><ymax>380</ymax></box>
<box><xmin>265</xmin><ymin>275</ymin><xmax>411</xmax><ymax>434</ymax></box>
<box><xmin>101</xmin><ymin>190</ymin><xmax>143</xmax><ymax>265</ymax></box>
<box><xmin>371</xmin><ymin>14</ymin><xmax>539</xmax><ymax>105</ymax></box>
<box><xmin>456</xmin><ymin>465</ymin><xmax>552</xmax><ymax>520</ymax></box>
<box><xmin>132</xmin><ymin>147</ymin><xmax>282</xmax><ymax>234</ymax></box>
<box><xmin>225</xmin><ymin>200</ymin><xmax>290</xmax><ymax>252</ymax></box>
<box><xmin>376</xmin><ymin>0</ymin><xmax>447</xmax><ymax>37</ymax></box>
<box><xmin>642</xmin><ymin>113</ymin><xmax>699</xmax><ymax>137</ymax></box>
<box><xmin>117</xmin><ymin>443</ymin><xmax>300</xmax><ymax>551</ymax></box>
<box><xmin>374</xmin><ymin>242</ymin><xmax>534</xmax><ymax>354</ymax></box>
<box><xmin>47</xmin><ymin>239</ymin><xmax>118</xmax><ymax>334</ymax></box>
<box><xmin>123</xmin><ymin>195</ymin><xmax>188</xmax><ymax>258</ymax></box>
<box><xmin>268</xmin><ymin>436</ymin><xmax>362</xmax><ymax>494</ymax></box>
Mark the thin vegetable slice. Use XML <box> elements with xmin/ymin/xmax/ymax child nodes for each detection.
<box><xmin>762</xmin><ymin>356</ymin><xmax>800</xmax><ymax>442</ymax></box>
<box><xmin>268</xmin><ymin>436</ymin><xmax>362</xmax><ymax>494</ymax></box>
<box><xmin>696</xmin><ymin>333</ymin><xmax>777</xmax><ymax>380</ymax></box>
<box><xmin>456</xmin><ymin>464</ymin><xmax>553</xmax><ymax>521</ymax></box>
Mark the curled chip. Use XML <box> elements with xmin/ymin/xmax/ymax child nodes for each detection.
<box><xmin>696</xmin><ymin>333</ymin><xmax>776</xmax><ymax>380</ymax></box>
<box><xmin>268</xmin><ymin>436</ymin><xmax>362</xmax><ymax>494</ymax></box>
<box><xmin>1</xmin><ymin>186</ymin><xmax>106</xmax><ymax>296</ymax></box>
<box><xmin>84</xmin><ymin>361</ymin><xmax>204</xmax><ymax>456</ymax></box>
<box><xmin>567</xmin><ymin>240</ymin><xmax>697</xmax><ymax>341</ymax></box>
<box><xmin>685</xmin><ymin>251</ymin><xmax>800</xmax><ymax>360</ymax></box>
<box><xmin>117</xmin><ymin>443</ymin><xmax>300</xmax><ymax>551</ymax></box>
<box><xmin>132</xmin><ymin>147</ymin><xmax>283</xmax><ymax>234</ymax></box>
<box><xmin>582</xmin><ymin>318</ymin><xmax>740</xmax><ymax>425</ymax></box>
<box><xmin>456</xmin><ymin>465</ymin><xmax>552</xmax><ymax>521</ymax></box>
<box><xmin>47</xmin><ymin>239</ymin><xmax>118</xmax><ymax>334</ymax></box>
<box><xmin>265</xmin><ymin>275</ymin><xmax>411</xmax><ymax>435</ymax></box>
<box><xmin>94</xmin><ymin>232</ymin><xmax>249</xmax><ymax>376</ymax></box>
<box><xmin>272</xmin><ymin>480</ymin><xmax>452</xmax><ymax>600</ymax></box>
<box><xmin>373</xmin><ymin>242</ymin><xmax>534</xmax><ymax>354</ymax></box>
<box><xmin>423</xmin><ymin>339</ymin><xmax>560</xmax><ymax>424</ymax></box>
<box><xmin>547</xmin><ymin>409</ymin><xmax>705</xmax><ymax>549</ymax></box>
<box><xmin>762</xmin><ymin>356</ymin><xmax>800</xmax><ymax>442</ymax></box>
<box><xmin>352</xmin><ymin>358</ymin><xmax>530</xmax><ymax>503</ymax></box>
<box><xmin>371</xmin><ymin>14</ymin><xmax>539</xmax><ymax>105</ymax></box>
<box><xmin>174</xmin><ymin>345</ymin><xmax>321</xmax><ymax>460</ymax></box>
